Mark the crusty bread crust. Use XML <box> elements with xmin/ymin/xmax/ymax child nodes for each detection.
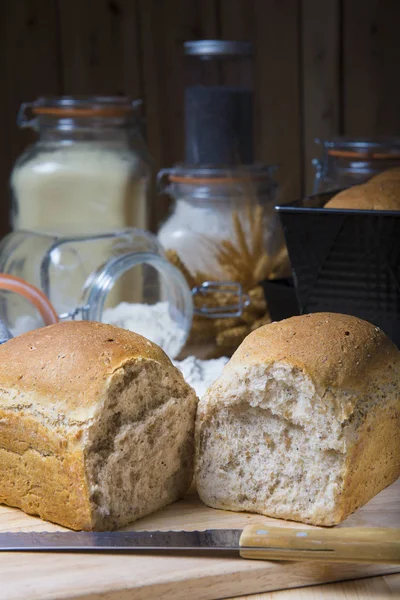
<box><xmin>324</xmin><ymin>180</ymin><xmax>400</xmax><ymax>211</ymax></box>
<box><xmin>0</xmin><ymin>320</ymin><xmax>171</xmax><ymax>417</ymax></box>
<box><xmin>229</xmin><ymin>313</ymin><xmax>399</xmax><ymax>395</ymax></box>
<box><xmin>370</xmin><ymin>167</ymin><xmax>400</xmax><ymax>185</ymax></box>
<box><xmin>0</xmin><ymin>322</ymin><xmax>196</xmax><ymax>530</ymax></box>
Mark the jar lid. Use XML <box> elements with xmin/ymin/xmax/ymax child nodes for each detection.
<box><xmin>316</xmin><ymin>137</ymin><xmax>400</xmax><ymax>159</ymax></box>
<box><xmin>157</xmin><ymin>164</ymin><xmax>277</xmax><ymax>200</ymax></box>
<box><xmin>184</xmin><ymin>40</ymin><xmax>253</xmax><ymax>58</ymax></box>
<box><xmin>159</xmin><ymin>163</ymin><xmax>276</xmax><ymax>185</ymax></box>
<box><xmin>18</xmin><ymin>96</ymin><xmax>142</xmax><ymax>127</ymax></box>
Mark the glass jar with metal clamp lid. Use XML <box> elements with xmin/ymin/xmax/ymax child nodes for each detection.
<box><xmin>0</xmin><ymin>228</ymin><xmax>252</xmax><ymax>359</ymax></box>
<box><xmin>312</xmin><ymin>137</ymin><xmax>400</xmax><ymax>194</ymax></box>
<box><xmin>11</xmin><ymin>96</ymin><xmax>151</xmax><ymax>235</ymax></box>
<box><xmin>157</xmin><ymin>164</ymin><xmax>289</xmax><ymax>358</ymax></box>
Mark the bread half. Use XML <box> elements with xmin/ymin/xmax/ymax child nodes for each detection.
<box><xmin>0</xmin><ymin>321</ymin><xmax>197</xmax><ymax>530</ymax></box>
<box><xmin>195</xmin><ymin>313</ymin><xmax>400</xmax><ymax>526</ymax></box>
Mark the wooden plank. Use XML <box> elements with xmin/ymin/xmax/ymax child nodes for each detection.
<box><xmin>343</xmin><ymin>0</ymin><xmax>400</xmax><ymax>136</ymax></box>
<box><xmin>230</xmin><ymin>572</ymin><xmax>400</xmax><ymax>599</ymax></box>
<box><xmin>253</xmin><ymin>0</ymin><xmax>302</xmax><ymax>203</ymax></box>
<box><xmin>138</xmin><ymin>0</ymin><xmax>218</xmax><ymax>230</ymax></box>
<box><xmin>217</xmin><ymin>0</ymin><xmax>302</xmax><ymax>202</ymax></box>
<box><xmin>301</xmin><ymin>0</ymin><xmax>341</xmax><ymax>194</ymax></box>
<box><xmin>0</xmin><ymin>479</ymin><xmax>399</xmax><ymax>600</ymax></box>
<box><xmin>218</xmin><ymin>0</ymin><xmax>253</xmax><ymax>38</ymax></box>
<box><xmin>0</xmin><ymin>0</ymin><xmax>61</xmax><ymax>238</ymax></box>
<box><xmin>217</xmin><ymin>0</ymin><xmax>254</xmax><ymax>162</ymax></box>
<box><xmin>58</xmin><ymin>0</ymin><xmax>142</xmax><ymax>98</ymax></box>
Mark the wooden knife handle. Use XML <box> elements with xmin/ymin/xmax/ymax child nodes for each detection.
<box><xmin>239</xmin><ymin>524</ymin><xmax>400</xmax><ymax>563</ymax></box>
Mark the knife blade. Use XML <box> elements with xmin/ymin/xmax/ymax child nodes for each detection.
<box><xmin>0</xmin><ymin>526</ymin><xmax>399</xmax><ymax>564</ymax></box>
<box><xmin>0</xmin><ymin>529</ymin><xmax>240</xmax><ymax>552</ymax></box>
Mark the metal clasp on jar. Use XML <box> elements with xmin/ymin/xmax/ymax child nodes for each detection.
<box><xmin>192</xmin><ymin>281</ymin><xmax>250</xmax><ymax>318</ymax></box>
<box><xmin>17</xmin><ymin>103</ymin><xmax>37</xmax><ymax>129</ymax></box>
<box><xmin>58</xmin><ymin>305</ymin><xmax>91</xmax><ymax>321</ymax></box>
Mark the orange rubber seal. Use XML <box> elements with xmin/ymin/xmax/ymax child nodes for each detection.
<box><xmin>328</xmin><ymin>149</ymin><xmax>400</xmax><ymax>159</ymax></box>
<box><xmin>0</xmin><ymin>274</ymin><xmax>58</xmax><ymax>326</ymax></box>
<box><xmin>33</xmin><ymin>107</ymin><xmax>132</xmax><ymax>118</ymax></box>
<box><xmin>169</xmin><ymin>175</ymin><xmax>269</xmax><ymax>184</ymax></box>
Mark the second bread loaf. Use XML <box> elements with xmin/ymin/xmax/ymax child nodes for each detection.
<box><xmin>195</xmin><ymin>313</ymin><xmax>400</xmax><ymax>526</ymax></box>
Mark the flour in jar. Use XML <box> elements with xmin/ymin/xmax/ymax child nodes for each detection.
<box><xmin>157</xmin><ymin>184</ymin><xmax>281</xmax><ymax>278</ymax></box>
<box><xmin>11</xmin><ymin>144</ymin><xmax>147</xmax><ymax>235</ymax></box>
<box><xmin>158</xmin><ymin>199</ymin><xmax>239</xmax><ymax>277</ymax></box>
<box><xmin>103</xmin><ymin>301</ymin><xmax>228</xmax><ymax>395</ymax></box>
<box><xmin>102</xmin><ymin>301</ymin><xmax>187</xmax><ymax>360</ymax></box>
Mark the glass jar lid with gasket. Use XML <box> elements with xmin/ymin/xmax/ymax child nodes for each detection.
<box><xmin>312</xmin><ymin>137</ymin><xmax>400</xmax><ymax>194</ymax></box>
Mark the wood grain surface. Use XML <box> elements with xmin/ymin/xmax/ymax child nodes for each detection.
<box><xmin>231</xmin><ymin>572</ymin><xmax>400</xmax><ymax>599</ymax></box>
<box><xmin>0</xmin><ymin>478</ymin><xmax>399</xmax><ymax>600</ymax></box>
<box><xmin>301</xmin><ymin>0</ymin><xmax>340</xmax><ymax>194</ymax></box>
<box><xmin>343</xmin><ymin>0</ymin><xmax>400</xmax><ymax>137</ymax></box>
<box><xmin>1</xmin><ymin>0</ymin><xmax>400</xmax><ymax>236</ymax></box>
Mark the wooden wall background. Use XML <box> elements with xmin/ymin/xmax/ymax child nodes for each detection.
<box><xmin>1</xmin><ymin>0</ymin><xmax>399</xmax><ymax>237</ymax></box>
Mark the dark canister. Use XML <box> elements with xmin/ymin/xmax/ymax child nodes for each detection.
<box><xmin>184</xmin><ymin>40</ymin><xmax>254</xmax><ymax>165</ymax></box>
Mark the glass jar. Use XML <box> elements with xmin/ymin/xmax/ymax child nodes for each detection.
<box><xmin>11</xmin><ymin>96</ymin><xmax>151</xmax><ymax>235</ymax></box>
<box><xmin>183</xmin><ymin>40</ymin><xmax>254</xmax><ymax>165</ymax></box>
<box><xmin>157</xmin><ymin>165</ymin><xmax>288</xmax><ymax>358</ymax></box>
<box><xmin>0</xmin><ymin>228</ymin><xmax>192</xmax><ymax>359</ymax></box>
<box><xmin>312</xmin><ymin>137</ymin><xmax>400</xmax><ymax>194</ymax></box>
<box><xmin>158</xmin><ymin>164</ymin><xmax>284</xmax><ymax>275</ymax></box>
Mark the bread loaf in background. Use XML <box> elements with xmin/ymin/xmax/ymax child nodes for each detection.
<box><xmin>370</xmin><ymin>166</ymin><xmax>400</xmax><ymax>184</ymax></box>
<box><xmin>324</xmin><ymin>179</ymin><xmax>400</xmax><ymax>210</ymax></box>
<box><xmin>0</xmin><ymin>321</ymin><xmax>197</xmax><ymax>530</ymax></box>
<box><xmin>195</xmin><ymin>313</ymin><xmax>400</xmax><ymax>526</ymax></box>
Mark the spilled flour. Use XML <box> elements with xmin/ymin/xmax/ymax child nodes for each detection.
<box><xmin>173</xmin><ymin>355</ymin><xmax>228</xmax><ymax>398</ymax></box>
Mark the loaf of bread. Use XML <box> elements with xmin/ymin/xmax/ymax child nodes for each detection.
<box><xmin>370</xmin><ymin>166</ymin><xmax>400</xmax><ymax>184</ymax></box>
<box><xmin>195</xmin><ymin>313</ymin><xmax>400</xmax><ymax>526</ymax></box>
<box><xmin>324</xmin><ymin>179</ymin><xmax>400</xmax><ymax>210</ymax></box>
<box><xmin>0</xmin><ymin>321</ymin><xmax>197</xmax><ymax>530</ymax></box>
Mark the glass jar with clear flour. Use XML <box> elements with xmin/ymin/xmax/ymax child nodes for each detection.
<box><xmin>11</xmin><ymin>96</ymin><xmax>151</xmax><ymax>235</ymax></box>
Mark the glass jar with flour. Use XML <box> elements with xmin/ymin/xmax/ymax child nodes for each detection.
<box><xmin>11</xmin><ymin>96</ymin><xmax>151</xmax><ymax>234</ymax></box>
<box><xmin>157</xmin><ymin>165</ymin><xmax>288</xmax><ymax>357</ymax></box>
<box><xmin>0</xmin><ymin>228</ymin><xmax>192</xmax><ymax>359</ymax></box>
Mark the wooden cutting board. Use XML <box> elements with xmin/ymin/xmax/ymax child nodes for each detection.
<box><xmin>0</xmin><ymin>479</ymin><xmax>399</xmax><ymax>600</ymax></box>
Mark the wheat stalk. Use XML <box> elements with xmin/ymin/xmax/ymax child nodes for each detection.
<box><xmin>164</xmin><ymin>198</ymin><xmax>283</xmax><ymax>354</ymax></box>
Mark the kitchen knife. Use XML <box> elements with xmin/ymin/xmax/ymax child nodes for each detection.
<box><xmin>0</xmin><ymin>525</ymin><xmax>399</xmax><ymax>563</ymax></box>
